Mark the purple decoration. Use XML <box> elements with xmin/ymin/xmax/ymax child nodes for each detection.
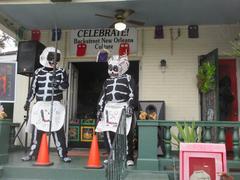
<box><xmin>155</xmin><ymin>25</ymin><xmax>164</xmax><ymax>39</ymax></box>
<box><xmin>96</xmin><ymin>50</ymin><xmax>109</xmax><ymax>62</ymax></box>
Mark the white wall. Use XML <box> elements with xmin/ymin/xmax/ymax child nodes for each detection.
<box><xmin>139</xmin><ymin>24</ymin><xmax>240</xmax><ymax>120</ymax></box>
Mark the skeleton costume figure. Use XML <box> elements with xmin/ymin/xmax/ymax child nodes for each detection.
<box><xmin>96</xmin><ymin>54</ymin><xmax>136</xmax><ymax>166</ymax></box>
<box><xmin>21</xmin><ymin>47</ymin><xmax>71</xmax><ymax>163</ymax></box>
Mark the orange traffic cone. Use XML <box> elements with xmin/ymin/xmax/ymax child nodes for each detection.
<box><xmin>33</xmin><ymin>133</ymin><xmax>53</xmax><ymax>166</ymax></box>
<box><xmin>85</xmin><ymin>134</ymin><xmax>103</xmax><ymax>169</ymax></box>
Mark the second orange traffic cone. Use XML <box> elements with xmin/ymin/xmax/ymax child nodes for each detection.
<box><xmin>85</xmin><ymin>134</ymin><xmax>103</xmax><ymax>169</ymax></box>
<box><xmin>34</xmin><ymin>133</ymin><xmax>53</xmax><ymax>166</ymax></box>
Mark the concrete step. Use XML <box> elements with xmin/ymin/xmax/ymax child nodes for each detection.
<box><xmin>1</xmin><ymin>150</ymin><xmax>106</xmax><ymax>180</ymax></box>
<box><xmin>1</xmin><ymin>167</ymin><xmax>173</xmax><ymax>180</ymax></box>
<box><xmin>0</xmin><ymin>177</ymin><xmax>41</xmax><ymax>180</ymax></box>
<box><xmin>125</xmin><ymin>170</ymin><xmax>170</xmax><ymax>180</ymax></box>
<box><xmin>1</xmin><ymin>165</ymin><xmax>105</xmax><ymax>180</ymax></box>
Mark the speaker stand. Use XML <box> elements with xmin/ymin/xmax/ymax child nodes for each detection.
<box><xmin>13</xmin><ymin>76</ymin><xmax>31</xmax><ymax>153</ymax></box>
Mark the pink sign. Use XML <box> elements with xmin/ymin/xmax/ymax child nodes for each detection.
<box><xmin>180</xmin><ymin>143</ymin><xmax>227</xmax><ymax>180</ymax></box>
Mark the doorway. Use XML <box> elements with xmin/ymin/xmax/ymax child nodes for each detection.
<box><xmin>219</xmin><ymin>59</ymin><xmax>238</xmax><ymax>151</ymax></box>
<box><xmin>68</xmin><ymin>61</ymin><xmax>139</xmax><ymax>148</ymax></box>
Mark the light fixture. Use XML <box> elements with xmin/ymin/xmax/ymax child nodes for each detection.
<box><xmin>160</xmin><ymin>59</ymin><xmax>167</xmax><ymax>73</ymax></box>
<box><xmin>114</xmin><ymin>21</ymin><xmax>126</xmax><ymax>31</ymax></box>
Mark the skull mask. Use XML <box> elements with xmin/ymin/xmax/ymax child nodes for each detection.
<box><xmin>108</xmin><ymin>54</ymin><xmax>129</xmax><ymax>78</ymax></box>
<box><xmin>40</xmin><ymin>47</ymin><xmax>61</xmax><ymax>68</ymax></box>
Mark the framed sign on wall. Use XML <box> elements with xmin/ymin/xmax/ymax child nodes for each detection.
<box><xmin>0</xmin><ymin>61</ymin><xmax>16</xmax><ymax>102</ymax></box>
<box><xmin>68</xmin><ymin>125</ymin><xmax>80</xmax><ymax>142</ymax></box>
<box><xmin>81</xmin><ymin>126</ymin><xmax>95</xmax><ymax>142</ymax></box>
<box><xmin>81</xmin><ymin>119</ymin><xmax>95</xmax><ymax>126</ymax></box>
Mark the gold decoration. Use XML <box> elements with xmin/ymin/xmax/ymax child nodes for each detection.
<box><xmin>0</xmin><ymin>105</ymin><xmax>7</xmax><ymax>120</ymax></box>
<box><xmin>139</xmin><ymin>111</ymin><xmax>157</xmax><ymax>120</ymax></box>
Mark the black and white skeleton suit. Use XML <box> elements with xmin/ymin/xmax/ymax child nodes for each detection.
<box><xmin>96</xmin><ymin>55</ymin><xmax>136</xmax><ymax>163</ymax></box>
<box><xmin>22</xmin><ymin>47</ymin><xmax>71</xmax><ymax>162</ymax></box>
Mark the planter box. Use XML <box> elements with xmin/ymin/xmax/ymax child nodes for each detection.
<box><xmin>0</xmin><ymin>119</ymin><xmax>11</xmax><ymax>164</ymax></box>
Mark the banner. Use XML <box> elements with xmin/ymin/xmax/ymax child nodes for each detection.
<box><xmin>70</xmin><ymin>28</ymin><xmax>137</xmax><ymax>57</ymax></box>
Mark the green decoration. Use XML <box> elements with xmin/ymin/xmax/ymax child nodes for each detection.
<box><xmin>225</xmin><ymin>33</ymin><xmax>240</xmax><ymax>58</ymax></box>
<box><xmin>197</xmin><ymin>62</ymin><xmax>216</xmax><ymax>93</ymax></box>
<box><xmin>166</xmin><ymin>121</ymin><xmax>202</xmax><ymax>149</ymax></box>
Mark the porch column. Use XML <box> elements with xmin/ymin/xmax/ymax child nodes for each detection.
<box><xmin>136</xmin><ymin>120</ymin><xmax>159</xmax><ymax>170</ymax></box>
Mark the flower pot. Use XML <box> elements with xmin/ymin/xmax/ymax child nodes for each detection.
<box><xmin>0</xmin><ymin>119</ymin><xmax>11</xmax><ymax>164</ymax></box>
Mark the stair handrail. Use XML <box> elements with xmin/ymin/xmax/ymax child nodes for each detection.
<box><xmin>106</xmin><ymin>107</ymin><xmax>127</xmax><ymax>180</ymax></box>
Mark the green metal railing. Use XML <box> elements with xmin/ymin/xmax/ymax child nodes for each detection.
<box><xmin>137</xmin><ymin>120</ymin><xmax>240</xmax><ymax>177</ymax></box>
<box><xmin>106</xmin><ymin>108</ymin><xmax>127</xmax><ymax>180</ymax></box>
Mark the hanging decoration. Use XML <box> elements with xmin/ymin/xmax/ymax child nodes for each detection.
<box><xmin>96</xmin><ymin>48</ymin><xmax>110</xmax><ymax>62</ymax></box>
<box><xmin>31</xmin><ymin>29</ymin><xmax>41</xmax><ymax>41</ymax></box>
<box><xmin>76</xmin><ymin>43</ymin><xmax>87</xmax><ymax>56</ymax></box>
<box><xmin>154</xmin><ymin>25</ymin><xmax>164</xmax><ymax>39</ymax></box>
<box><xmin>17</xmin><ymin>26</ymin><xmax>25</xmax><ymax>40</ymax></box>
<box><xmin>188</xmin><ymin>25</ymin><xmax>199</xmax><ymax>38</ymax></box>
<box><xmin>52</xmin><ymin>28</ymin><xmax>61</xmax><ymax>41</ymax></box>
<box><xmin>119</xmin><ymin>42</ymin><xmax>129</xmax><ymax>56</ymax></box>
<box><xmin>169</xmin><ymin>28</ymin><xmax>181</xmax><ymax>55</ymax></box>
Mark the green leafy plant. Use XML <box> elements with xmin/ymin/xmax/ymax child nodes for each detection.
<box><xmin>226</xmin><ymin>33</ymin><xmax>240</xmax><ymax>57</ymax></box>
<box><xmin>197</xmin><ymin>62</ymin><xmax>216</xmax><ymax>93</ymax></box>
<box><xmin>169</xmin><ymin>121</ymin><xmax>202</xmax><ymax>149</ymax></box>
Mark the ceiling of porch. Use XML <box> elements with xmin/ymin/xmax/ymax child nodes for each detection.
<box><xmin>0</xmin><ymin>0</ymin><xmax>240</xmax><ymax>31</ymax></box>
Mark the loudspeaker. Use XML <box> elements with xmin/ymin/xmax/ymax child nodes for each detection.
<box><xmin>139</xmin><ymin>101</ymin><xmax>165</xmax><ymax>120</ymax></box>
<box><xmin>17</xmin><ymin>40</ymin><xmax>45</xmax><ymax>76</ymax></box>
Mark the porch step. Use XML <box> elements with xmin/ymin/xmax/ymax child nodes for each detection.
<box><xmin>125</xmin><ymin>170</ymin><xmax>169</xmax><ymax>180</ymax></box>
<box><xmin>1</xmin><ymin>165</ymin><xmax>105</xmax><ymax>180</ymax></box>
<box><xmin>0</xmin><ymin>178</ymin><xmax>41</xmax><ymax>180</ymax></box>
<box><xmin>0</xmin><ymin>151</ymin><xmax>106</xmax><ymax>180</ymax></box>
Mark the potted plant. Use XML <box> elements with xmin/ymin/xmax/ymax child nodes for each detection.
<box><xmin>226</xmin><ymin>33</ymin><xmax>240</xmax><ymax>57</ymax></box>
<box><xmin>169</xmin><ymin>121</ymin><xmax>202</xmax><ymax>149</ymax></box>
<box><xmin>197</xmin><ymin>62</ymin><xmax>216</xmax><ymax>94</ymax></box>
<box><xmin>0</xmin><ymin>104</ymin><xmax>11</xmax><ymax>164</ymax></box>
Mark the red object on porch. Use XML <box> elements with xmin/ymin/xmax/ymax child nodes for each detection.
<box><xmin>85</xmin><ymin>134</ymin><xmax>103</xmax><ymax>169</ymax></box>
<box><xmin>76</xmin><ymin>43</ymin><xmax>87</xmax><ymax>56</ymax></box>
<box><xmin>34</xmin><ymin>133</ymin><xmax>53</xmax><ymax>166</ymax></box>
<box><xmin>119</xmin><ymin>43</ymin><xmax>129</xmax><ymax>56</ymax></box>
<box><xmin>31</xmin><ymin>29</ymin><xmax>41</xmax><ymax>41</ymax></box>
